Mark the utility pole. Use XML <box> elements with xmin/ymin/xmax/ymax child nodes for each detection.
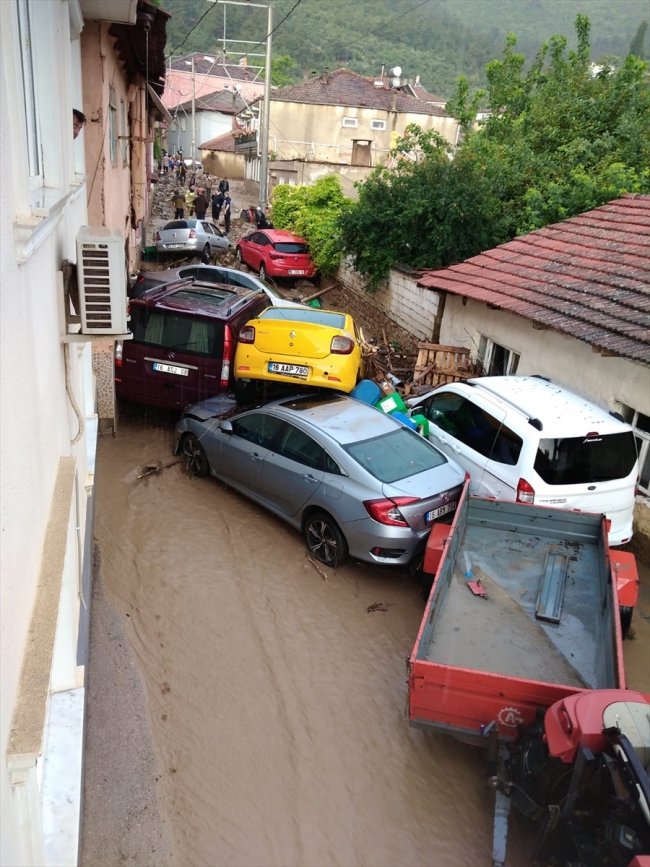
<box><xmin>258</xmin><ymin>3</ymin><xmax>273</xmax><ymax>209</ymax></box>
<box><xmin>191</xmin><ymin>54</ymin><xmax>196</xmax><ymax>165</ymax></box>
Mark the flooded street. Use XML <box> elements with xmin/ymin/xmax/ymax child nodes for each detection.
<box><xmin>84</xmin><ymin>409</ymin><xmax>649</xmax><ymax>867</ymax></box>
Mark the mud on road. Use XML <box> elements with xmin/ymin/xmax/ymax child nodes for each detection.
<box><xmin>84</xmin><ymin>406</ymin><xmax>650</xmax><ymax>867</ymax></box>
<box><xmin>82</xmin><ymin>408</ymin><xmax>542</xmax><ymax>867</ymax></box>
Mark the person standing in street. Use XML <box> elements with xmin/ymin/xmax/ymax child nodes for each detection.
<box><xmin>172</xmin><ymin>190</ymin><xmax>185</xmax><ymax>219</ymax></box>
<box><xmin>218</xmin><ymin>176</ymin><xmax>229</xmax><ymax>195</ymax></box>
<box><xmin>185</xmin><ymin>187</ymin><xmax>196</xmax><ymax>217</ymax></box>
<box><xmin>212</xmin><ymin>190</ymin><xmax>224</xmax><ymax>222</ymax></box>
<box><xmin>178</xmin><ymin>161</ymin><xmax>186</xmax><ymax>185</ymax></box>
<box><xmin>193</xmin><ymin>190</ymin><xmax>209</xmax><ymax>220</ymax></box>
<box><xmin>162</xmin><ymin>153</ymin><xmax>169</xmax><ymax>174</ymax></box>
<box><xmin>222</xmin><ymin>194</ymin><xmax>232</xmax><ymax>234</ymax></box>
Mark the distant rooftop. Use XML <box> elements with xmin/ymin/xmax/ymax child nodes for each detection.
<box><xmin>199</xmin><ymin>131</ymin><xmax>236</xmax><ymax>152</ymax></box>
<box><xmin>170</xmin><ymin>53</ymin><xmax>261</xmax><ymax>82</ymax></box>
<box><xmin>175</xmin><ymin>89</ymin><xmax>247</xmax><ymax>115</ymax></box>
<box><xmin>266</xmin><ymin>69</ymin><xmax>449</xmax><ymax>117</ymax></box>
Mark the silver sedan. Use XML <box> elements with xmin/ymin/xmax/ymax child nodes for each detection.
<box><xmin>155</xmin><ymin>219</ymin><xmax>231</xmax><ymax>263</ymax></box>
<box><xmin>175</xmin><ymin>394</ymin><xmax>465</xmax><ymax>567</ymax></box>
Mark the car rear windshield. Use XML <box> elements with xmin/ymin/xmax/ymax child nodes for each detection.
<box><xmin>131</xmin><ymin>308</ymin><xmax>224</xmax><ymax>357</ymax></box>
<box><xmin>163</xmin><ymin>221</ymin><xmax>189</xmax><ymax>230</ymax></box>
<box><xmin>534</xmin><ymin>431</ymin><xmax>637</xmax><ymax>485</ymax></box>
<box><xmin>261</xmin><ymin>308</ymin><xmax>346</xmax><ymax>328</ymax></box>
<box><xmin>273</xmin><ymin>242</ymin><xmax>308</xmax><ymax>254</ymax></box>
<box><xmin>344</xmin><ymin>428</ymin><xmax>447</xmax><ymax>484</ymax></box>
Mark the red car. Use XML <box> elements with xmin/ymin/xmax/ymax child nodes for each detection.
<box><xmin>235</xmin><ymin>229</ymin><xmax>317</xmax><ymax>281</ymax></box>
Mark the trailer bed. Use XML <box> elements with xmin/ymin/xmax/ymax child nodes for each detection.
<box><xmin>425</xmin><ymin>522</ymin><xmax>600</xmax><ymax>687</ymax></box>
<box><xmin>409</xmin><ymin>493</ymin><xmax>623</xmax><ymax>743</ymax></box>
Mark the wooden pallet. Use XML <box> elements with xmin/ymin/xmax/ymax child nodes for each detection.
<box><xmin>408</xmin><ymin>343</ymin><xmax>477</xmax><ymax>390</ymax></box>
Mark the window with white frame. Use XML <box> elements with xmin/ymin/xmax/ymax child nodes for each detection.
<box><xmin>109</xmin><ymin>85</ymin><xmax>117</xmax><ymax>164</ymax></box>
<box><xmin>620</xmin><ymin>405</ymin><xmax>650</xmax><ymax>495</ymax></box>
<box><xmin>120</xmin><ymin>100</ymin><xmax>128</xmax><ymax>165</ymax></box>
<box><xmin>342</xmin><ymin>117</ymin><xmax>358</xmax><ymax>128</ymax></box>
<box><xmin>16</xmin><ymin>0</ymin><xmax>41</xmax><ymax>180</ymax></box>
<box><xmin>370</xmin><ymin>119</ymin><xmax>386</xmax><ymax>131</ymax></box>
<box><xmin>477</xmin><ymin>336</ymin><xmax>520</xmax><ymax>376</ymax></box>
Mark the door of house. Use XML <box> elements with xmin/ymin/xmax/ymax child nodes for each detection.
<box><xmin>352</xmin><ymin>140</ymin><xmax>372</xmax><ymax>166</ymax></box>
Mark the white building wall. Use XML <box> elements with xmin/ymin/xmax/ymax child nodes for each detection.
<box><xmin>439</xmin><ymin>295</ymin><xmax>650</xmax><ymax>417</ymax></box>
<box><xmin>1</xmin><ymin>1</ymin><xmax>96</xmax><ymax>864</ymax></box>
<box><xmin>337</xmin><ymin>261</ymin><xmax>441</xmax><ymax>341</ymax></box>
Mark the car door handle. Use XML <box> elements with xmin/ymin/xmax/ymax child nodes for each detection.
<box><xmin>251</xmin><ymin>453</ymin><xmax>263</xmax><ymax>462</ymax></box>
<box><xmin>301</xmin><ymin>474</ymin><xmax>319</xmax><ymax>483</ymax></box>
<box><xmin>451</xmin><ymin>444</ymin><xmax>461</xmax><ymax>453</ymax></box>
<box><xmin>437</xmin><ymin>435</ymin><xmax>447</xmax><ymax>445</ymax></box>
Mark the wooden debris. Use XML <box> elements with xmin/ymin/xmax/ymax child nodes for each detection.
<box><xmin>308</xmin><ymin>558</ymin><xmax>330</xmax><ymax>582</ymax></box>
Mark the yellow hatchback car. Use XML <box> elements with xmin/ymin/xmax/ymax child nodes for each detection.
<box><xmin>234</xmin><ymin>307</ymin><xmax>363</xmax><ymax>400</ymax></box>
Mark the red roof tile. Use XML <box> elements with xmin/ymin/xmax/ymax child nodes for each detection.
<box><xmin>417</xmin><ymin>195</ymin><xmax>650</xmax><ymax>363</ymax></box>
<box><xmin>198</xmin><ymin>131</ymin><xmax>236</xmax><ymax>153</ymax></box>
<box><xmin>268</xmin><ymin>69</ymin><xmax>449</xmax><ymax>117</ymax></box>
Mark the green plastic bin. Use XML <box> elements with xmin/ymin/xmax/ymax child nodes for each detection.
<box><xmin>411</xmin><ymin>414</ymin><xmax>429</xmax><ymax>437</ymax></box>
<box><xmin>376</xmin><ymin>392</ymin><xmax>407</xmax><ymax>415</ymax></box>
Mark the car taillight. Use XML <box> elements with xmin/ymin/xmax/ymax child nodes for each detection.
<box><xmin>269</xmin><ymin>253</ymin><xmax>284</xmax><ymax>260</ymax></box>
<box><xmin>115</xmin><ymin>340</ymin><xmax>123</xmax><ymax>368</ymax></box>
<box><xmin>364</xmin><ymin>497</ymin><xmax>419</xmax><ymax>527</ymax></box>
<box><xmin>155</xmin><ymin>231</ymin><xmax>161</xmax><ymax>241</ymax></box>
<box><xmin>239</xmin><ymin>325</ymin><xmax>256</xmax><ymax>343</ymax></box>
<box><xmin>516</xmin><ymin>478</ymin><xmax>535</xmax><ymax>504</ymax></box>
<box><xmin>330</xmin><ymin>335</ymin><xmax>354</xmax><ymax>355</ymax></box>
<box><xmin>221</xmin><ymin>325</ymin><xmax>233</xmax><ymax>388</ymax></box>
<box><xmin>188</xmin><ymin>229</ymin><xmax>197</xmax><ymax>239</ymax></box>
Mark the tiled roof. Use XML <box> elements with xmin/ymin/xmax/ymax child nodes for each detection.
<box><xmin>417</xmin><ymin>195</ymin><xmax>650</xmax><ymax>364</ymax></box>
<box><xmin>170</xmin><ymin>53</ymin><xmax>260</xmax><ymax>82</ymax></box>
<box><xmin>199</xmin><ymin>131</ymin><xmax>236</xmax><ymax>153</ymax></box>
<box><xmin>175</xmin><ymin>90</ymin><xmax>247</xmax><ymax>115</ymax></box>
<box><xmin>269</xmin><ymin>69</ymin><xmax>449</xmax><ymax>117</ymax></box>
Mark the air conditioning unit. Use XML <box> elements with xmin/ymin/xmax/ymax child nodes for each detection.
<box><xmin>76</xmin><ymin>227</ymin><xmax>128</xmax><ymax>334</ymax></box>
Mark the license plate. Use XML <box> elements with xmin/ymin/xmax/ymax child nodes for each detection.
<box><xmin>288</xmin><ymin>269</ymin><xmax>305</xmax><ymax>275</ymax></box>
<box><xmin>167</xmin><ymin>243</ymin><xmax>184</xmax><ymax>249</ymax></box>
<box><xmin>153</xmin><ymin>362</ymin><xmax>189</xmax><ymax>376</ymax></box>
<box><xmin>425</xmin><ymin>501</ymin><xmax>457</xmax><ymax>522</ymax></box>
<box><xmin>268</xmin><ymin>362</ymin><xmax>308</xmax><ymax>377</ymax></box>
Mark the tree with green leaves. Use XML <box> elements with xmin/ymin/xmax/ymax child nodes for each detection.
<box><xmin>270</xmin><ymin>176</ymin><xmax>351</xmax><ymax>277</ymax></box>
<box><xmin>457</xmin><ymin>15</ymin><xmax>650</xmax><ymax>233</ymax></box>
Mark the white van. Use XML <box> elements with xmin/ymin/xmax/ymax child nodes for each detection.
<box><xmin>408</xmin><ymin>375</ymin><xmax>638</xmax><ymax>546</ymax></box>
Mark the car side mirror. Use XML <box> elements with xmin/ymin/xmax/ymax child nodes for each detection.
<box><xmin>219</xmin><ymin>420</ymin><xmax>233</xmax><ymax>434</ymax></box>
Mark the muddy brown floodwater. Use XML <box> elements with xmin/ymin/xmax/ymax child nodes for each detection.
<box><xmin>85</xmin><ymin>409</ymin><xmax>647</xmax><ymax>867</ymax></box>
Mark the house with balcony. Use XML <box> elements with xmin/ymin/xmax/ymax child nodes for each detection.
<box><xmin>235</xmin><ymin>68</ymin><xmax>460</xmax><ymax>197</ymax></box>
<box><xmin>0</xmin><ymin>1</ymin><xmax>168</xmax><ymax>864</ymax></box>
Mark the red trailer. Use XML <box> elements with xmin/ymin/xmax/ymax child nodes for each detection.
<box><xmin>408</xmin><ymin>483</ymin><xmax>648</xmax><ymax>866</ymax></box>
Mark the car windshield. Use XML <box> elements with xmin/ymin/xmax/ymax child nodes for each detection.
<box><xmin>534</xmin><ymin>431</ymin><xmax>637</xmax><ymax>484</ymax></box>
<box><xmin>163</xmin><ymin>221</ymin><xmax>190</xmax><ymax>230</ymax></box>
<box><xmin>131</xmin><ymin>308</ymin><xmax>223</xmax><ymax>357</ymax></box>
<box><xmin>344</xmin><ymin>429</ymin><xmax>447</xmax><ymax>484</ymax></box>
<box><xmin>260</xmin><ymin>308</ymin><xmax>346</xmax><ymax>328</ymax></box>
<box><xmin>273</xmin><ymin>242</ymin><xmax>308</xmax><ymax>254</ymax></box>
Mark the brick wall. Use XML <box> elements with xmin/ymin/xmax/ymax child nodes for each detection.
<box><xmin>336</xmin><ymin>261</ymin><xmax>444</xmax><ymax>342</ymax></box>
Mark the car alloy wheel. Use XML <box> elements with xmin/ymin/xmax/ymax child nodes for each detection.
<box><xmin>259</xmin><ymin>263</ymin><xmax>267</xmax><ymax>281</ymax></box>
<box><xmin>201</xmin><ymin>244</ymin><xmax>211</xmax><ymax>264</ymax></box>
<box><xmin>304</xmin><ymin>512</ymin><xmax>348</xmax><ymax>567</ymax></box>
<box><xmin>180</xmin><ymin>433</ymin><xmax>210</xmax><ymax>477</ymax></box>
<box><xmin>235</xmin><ymin>247</ymin><xmax>243</xmax><ymax>264</ymax></box>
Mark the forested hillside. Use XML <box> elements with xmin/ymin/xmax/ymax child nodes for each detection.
<box><xmin>160</xmin><ymin>0</ymin><xmax>648</xmax><ymax>97</ymax></box>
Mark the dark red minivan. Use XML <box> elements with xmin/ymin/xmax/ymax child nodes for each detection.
<box><xmin>115</xmin><ymin>279</ymin><xmax>271</xmax><ymax>409</ymax></box>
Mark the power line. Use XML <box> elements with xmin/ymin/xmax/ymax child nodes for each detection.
<box><xmin>166</xmin><ymin>0</ymin><xmax>222</xmax><ymax>59</ymax></box>
<box><xmin>167</xmin><ymin>0</ymin><xmax>306</xmax><ymax>63</ymax></box>
<box><xmin>345</xmin><ymin>0</ymin><xmax>433</xmax><ymax>53</ymax></box>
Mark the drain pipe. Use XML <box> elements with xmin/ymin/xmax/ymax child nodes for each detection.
<box><xmin>64</xmin><ymin>342</ymin><xmax>85</xmax><ymax>446</ymax></box>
